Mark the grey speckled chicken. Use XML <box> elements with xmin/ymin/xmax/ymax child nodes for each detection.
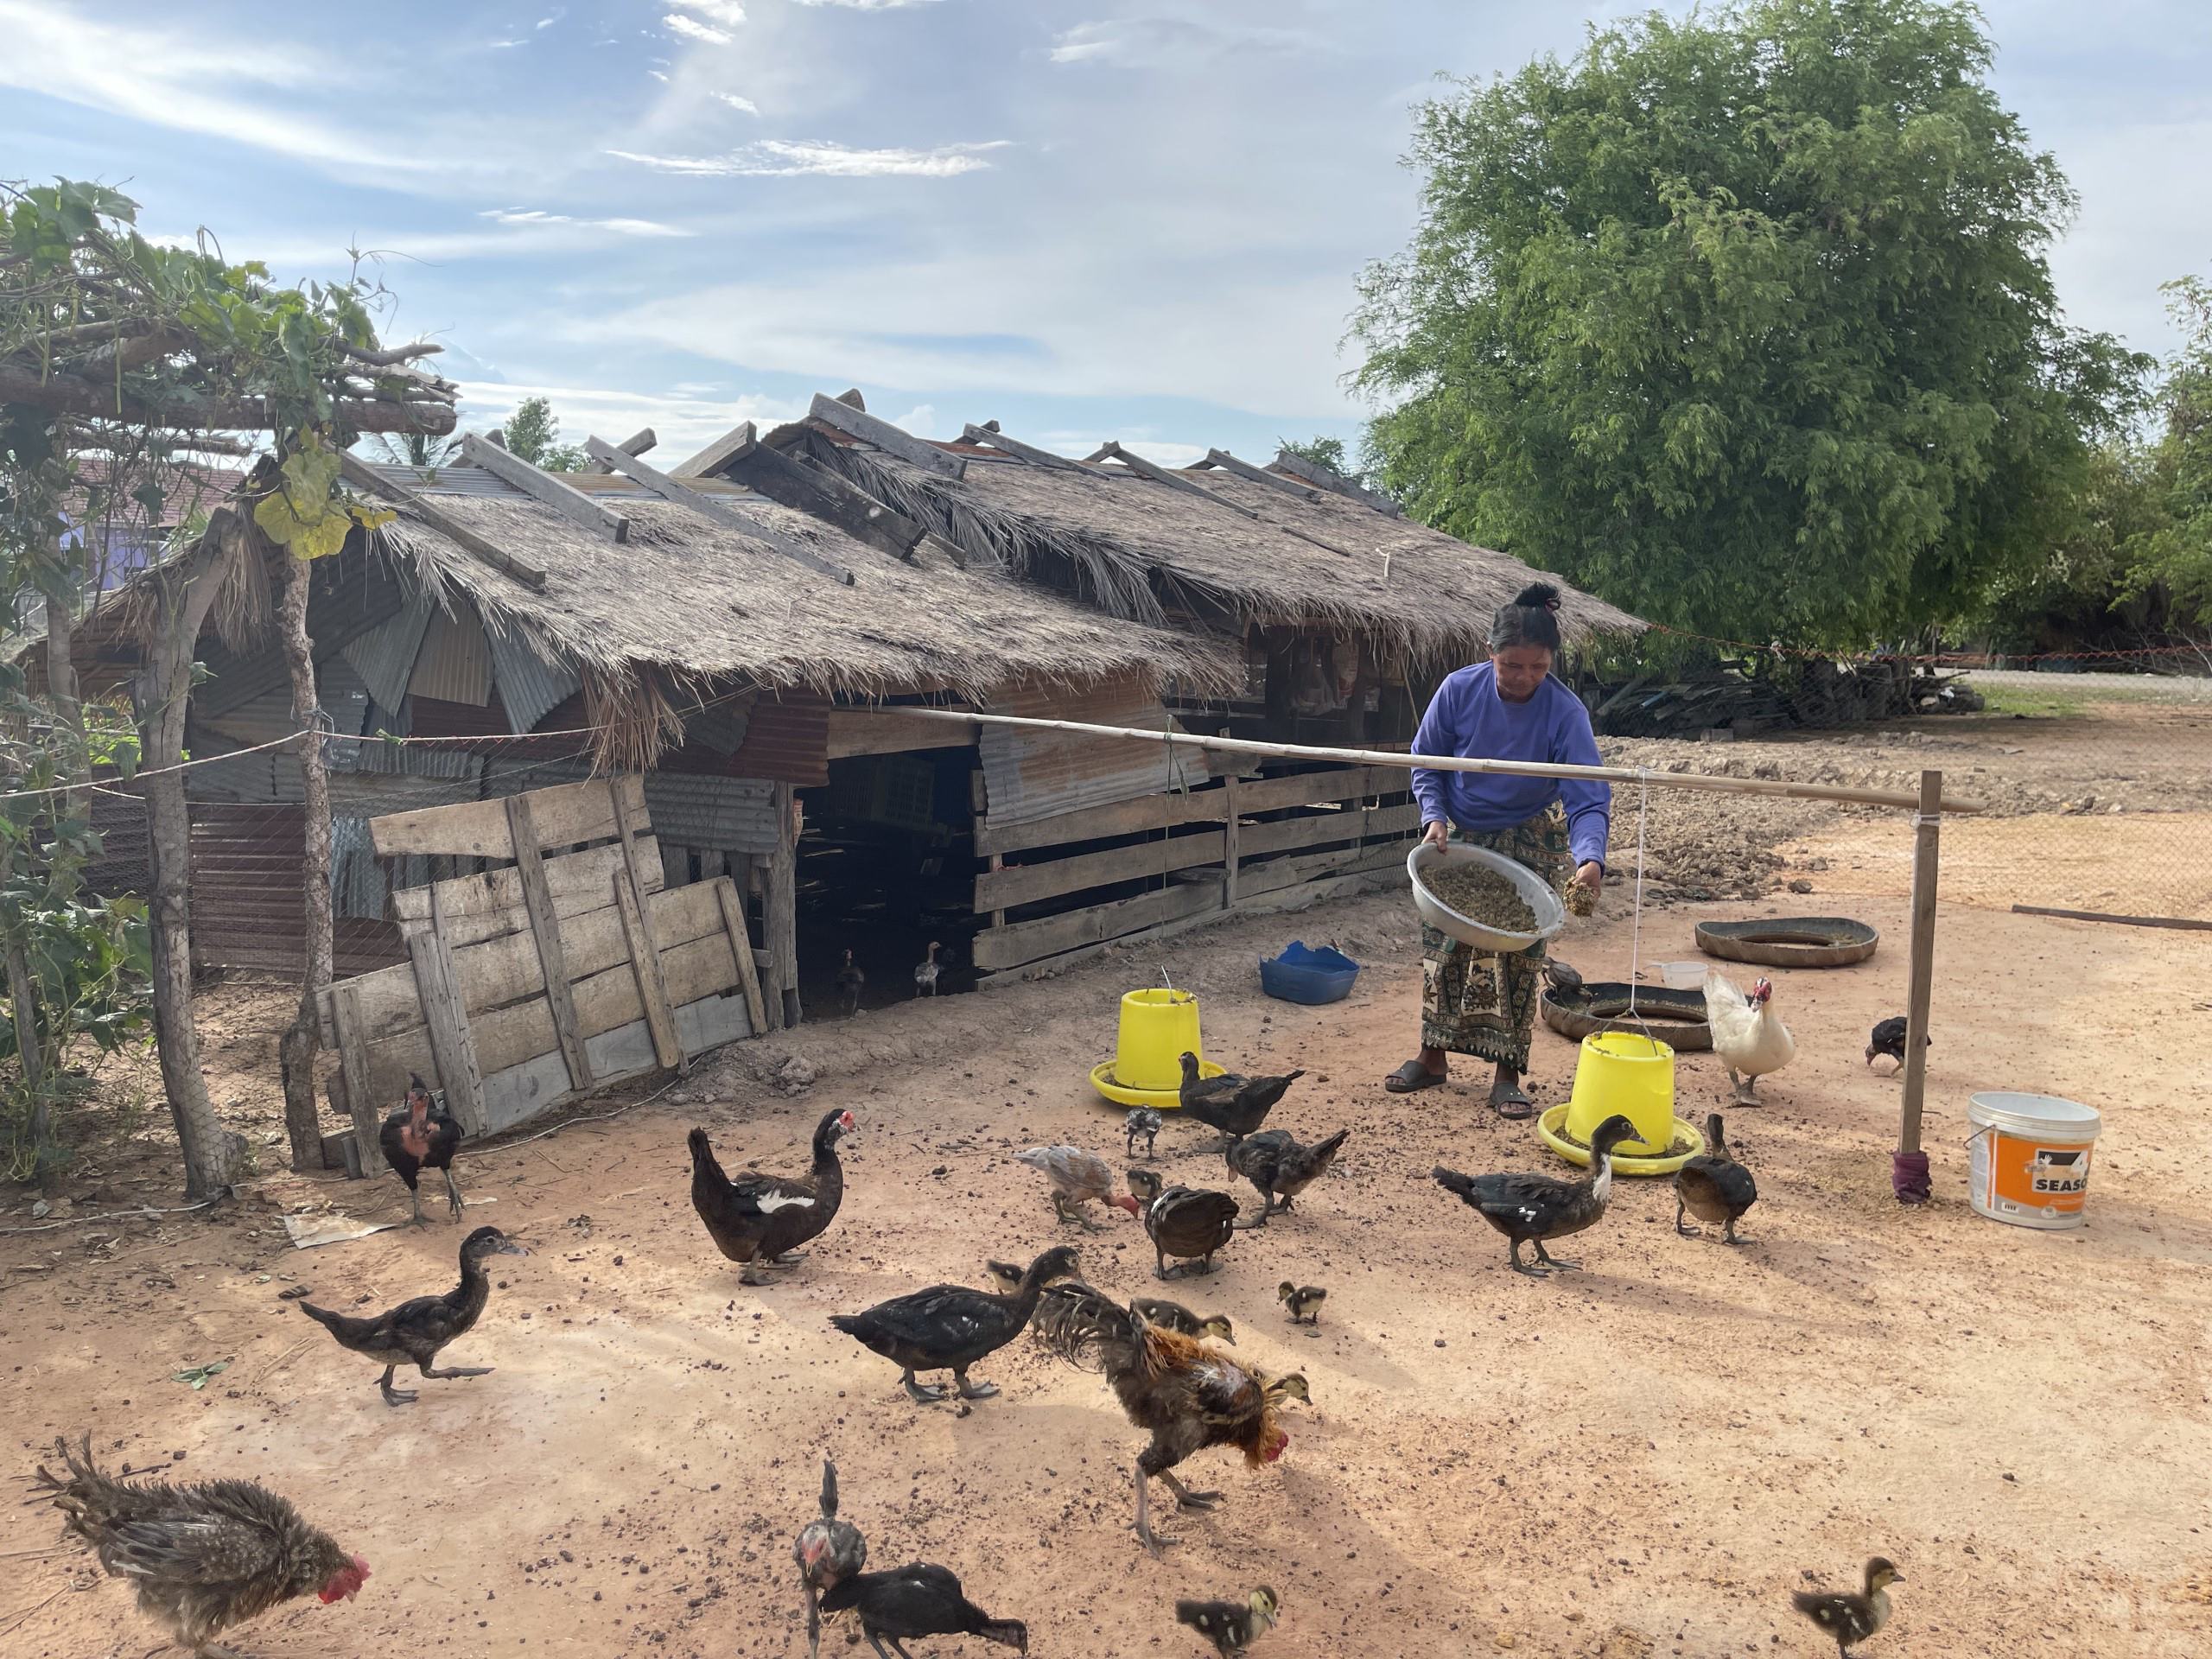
<box><xmin>33</xmin><ymin>1434</ymin><xmax>370</xmax><ymax>1656</ymax></box>
<box><xmin>1014</xmin><ymin>1144</ymin><xmax>1141</xmax><ymax>1230</ymax></box>
<box><xmin>297</xmin><ymin>1224</ymin><xmax>528</xmax><ymax>1406</ymax></box>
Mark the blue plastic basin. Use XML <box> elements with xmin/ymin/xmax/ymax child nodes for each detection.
<box><xmin>1260</xmin><ymin>941</ymin><xmax>1362</xmax><ymax>1006</ymax></box>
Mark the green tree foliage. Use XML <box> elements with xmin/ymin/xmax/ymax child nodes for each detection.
<box><xmin>1353</xmin><ymin>0</ymin><xmax>2149</xmax><ymax>644</ymax></box>
<box><xmin>498</xmin><ymin>395</ymin><xmax>584</xmax><ymax>472</ymax></box>
<box><xmin>2125</xmin><ymin>278</ymin><xmax>2212</xmax><ymax>627</ymax></box>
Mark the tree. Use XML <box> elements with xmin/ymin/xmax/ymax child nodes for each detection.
<box><xmin>3</xmin><ymin>179</ymin><xmax>454</xmax><ymax>1197</ymax></box>
<box><xmin>2123</xmin><ymin>277</ymin><xmax>2212</xmax><ymax>628</ymax></box>
<box><xmin>1352</xmin><ymin>0</ymin><xmax>2149</xmax><ymax>644</ymax></box>
<box><xmin>1277</xmin><ymin>435</ymin><xmax>1371</xmax><ymax>490</ymax></box>
<box><xmin>498</xmin><ymin>395</ymin><xmax>584</xmax><ymax>472</ymax></box>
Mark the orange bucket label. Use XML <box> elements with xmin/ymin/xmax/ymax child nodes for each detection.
<box><xmin>1986</xmin><ymin>1133</ymin><xmax>2094</xmax><ymax>1215</ymax></box>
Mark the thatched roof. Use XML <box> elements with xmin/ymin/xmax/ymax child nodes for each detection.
<box><xmin>779</xmin><ymin>416</ymin><xmax>1644</xmax><ymax>663</ymax></box>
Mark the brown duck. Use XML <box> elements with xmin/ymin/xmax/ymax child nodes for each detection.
<box><xmin>1126</xmin><ymin>1167</ymin><xmax>1239</xmax><ymax>1280</ymax></box>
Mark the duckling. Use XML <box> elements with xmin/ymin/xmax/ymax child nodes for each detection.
<box><xmin>836</xmin><ymin>950</ymin><xmax>866</xmax><ymax>1016</ymax></box>
<box><xmin>1675</xmin><ymin>1112</ymin><xmax>1758</xmax><ymax>1243</ymax></box>
<box><xmin>1124</xmin><ymin>1107</ymin><xmax>1163</xmax><ymax>1160</ymax></box>
<box><xmin>1791</xmin><ymin>1557</ymin><xmax>1902</xmax><ymax>1656</ymax></box>
<box><xmin>1277</xmin><ymin>1282</ymin><xmax>1325</xmax><ymax>1325</ymax></box>
<box><xmin>1125</xmin><ymin>1167</ymin><xmax>1239</xmax><ymax>1280</ymax></box>
<box><xmin>1261</xmin><ymin>1371</ymin><xmax>1310</xmax><ymax>1408</ymax></box>
<box><xmin>1433</xmin><ymin>1113</ymin><xmax>1640</xmax><ymax>1274</ymax></box>
<box><xmin>1175</xmin><ymin>1586</ymin><xmax>1281</xmax><ymax>1657</ymax></box>
<box><xmin>296</xmin><ymin>1225</ymin><xmax>530</xmax><ymax>1406</ymax></box>
<box><xmin>1129</xmin><ymin>1297</ymin><xmax>1235</xmax><ymax>1345</ymax></box>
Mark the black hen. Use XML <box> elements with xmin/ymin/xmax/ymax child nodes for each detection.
<box><xmin>380</xmin><ymin>1073</ymin><xmax>463</xmax><ymax>1225</ymax></box>
<box><xmin>819</xmin><ymin>1562</ymin><xmax>1026</xmax><ymax>1656</ymax></box>
<box><xmin>1224</xmin><ymin>1127</ymin><xmax>1349</xmax><ymax>1227</ymax></box>
<box><xmin>794</xmin><ymin>1459</ymin><xmax>867</xmax><ymax>1659</ymax></box>
<box><xmin>1864</xmin><ymin>1017</ymin><xmax>1927</xmax><ymax>1069</ymax></box>
<box><xmin>1176</xmin><ymin>1052</ymin><xmax>1303</xmax><ymax>1146</ymax></box>
<box><xmin>298</xmin><ymin>1225</ymin><xmax>528</xmax><ymax>1406</ymax></box>
<box><xmin>830</xmin><ymin>1244</ymin><xmax>1081</xmax><ymax>1403</ymax></box>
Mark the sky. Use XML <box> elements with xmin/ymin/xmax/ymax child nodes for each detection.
<box><xmin>3</xmin><ymin>0</ymin><xmax>2208</xmax><ymax>466</ymax></box>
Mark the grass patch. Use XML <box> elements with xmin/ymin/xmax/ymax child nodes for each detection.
<box><xmin>1973</xmin><ymin>683</ymin><xmax>2089</xmax><ymax>718</ymax></box>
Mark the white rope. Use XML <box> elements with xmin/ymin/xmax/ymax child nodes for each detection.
<box><xmin>1625</xmin><ymin>768</ymin><xmax>1651</xmax><ymax>1021</ymax></box>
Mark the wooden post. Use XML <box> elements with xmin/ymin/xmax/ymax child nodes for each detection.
<box><xmin>404</xmin><ymin>910</ymin><xmax>486</xmax><ymax>1136</ymax></box>
<box><xmin>505</xmin><ymin>794</ymin><xmax>594</xmax><ymax>1092</ymax></box>
<box><xmin>1222</xmin><ymin>771</ymin><xmax>1242</xmax><ymax>907</ymax></box>
<box><xmin>1897</xmin><ymin>769</ymin><xmax>1942</xmax><ymax>1162</ymax></box>
<box><xmin>331</xmin><ymin>982</ymin><xmax>382</xmax><ymax>1177</ymax></box>
<box><xmin>712</xmin><ymin>877</ymin><xmax>770</xmax><ymax>1036</ymax></box>
<box><xmin>988</xmin><ymin>855</ymin><xmax>1005</xmax><ymax>930</ymax></box>
<box><xmin>766</xmin><ymin>784</ymin><xmax>801</xmax><ymax>1028</ymax></box>
<box><xmin>613</xmin><ymin>865</ymin><xmax>683</xmax><ymax>1069</ymax></box>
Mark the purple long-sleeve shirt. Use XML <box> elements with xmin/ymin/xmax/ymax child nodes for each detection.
<box><xmin>1411</xmin><ymin>664</ymin><xmax>1611</xmax><ymax>868</ymax></box>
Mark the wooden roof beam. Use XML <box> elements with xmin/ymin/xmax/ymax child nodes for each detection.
<box><xmin>1271</xmin><ymin>449</ymin><xmax>1402</xmax><ymax>518</ymax></box>
<box><xmin>808</xmin><ymin>392</ymin><xmax>966</xmax><ymax>480</ymax></box>
<box><xmin>1099</xmin><ymin>440</ymin><xmax>1356</xmax><ymax>559</ymax></box>
<box><xmin>961</xmin><ymin>422</ymin><xmax>1089</xmax><ymax>473</ymax></box>
<box><xmin>581</xmin><ymin>426</ymin><xmax>657</xmax><ymax>474</ymax></box>
<box><xmin>671</xmin><ymin>420</ymin><xmax>758</xmax><ymax>479</ymax></box>
<box><xmin>338</xmin><ymin>451</ymin><xmax>549</xmax><ymax>591</ymax></box>
<box><xmin>1201</xmin><ymin>448</ymin><xmax>1323</xmax><ymax>502</ymax></box>
<box><xmin>582</xmin><ymin>435</ymin><xmax>855</xmax><ymax>586</ymax></box>
<box><xmin>460</xmin><ymin>432</ymin><xmax>630</xmax><ymax>543</ymax></box>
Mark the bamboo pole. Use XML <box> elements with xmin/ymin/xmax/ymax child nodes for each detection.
<box><xmin>1897</xmin><ymin>769</ymin><xmax>1943</xmax><ymax>1164</ymax></box>
<box><xmin>882</xmin><ymin>707</ymin><xmax>1987</xmax><ymax>816</ymax></box>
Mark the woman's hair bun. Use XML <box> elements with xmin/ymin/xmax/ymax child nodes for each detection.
<box><xmin>1512</xmin><ymin>582</ymin><xmax>1562</xmax><ymax>613</ymax></box>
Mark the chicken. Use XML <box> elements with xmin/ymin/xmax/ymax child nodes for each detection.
<box><xmin>1126</xmin><ymin>1167</ymin><xmax>1240</xmax><ymax>1280</ymax></box>
<box><xmin>1038</xmin><ymin>1289</ymin><xmax>1288</xmax><ymax>1554</ymax></box>
<box><xmin>836</xmin><ymin>950</ymin><xmax>867</xmax><ymax>1016</ymax></box>
<box><xmin>380</xmin><ymin>1073</ymin><xmax>462</xmax><ymax>1226</ymax></box>
<box><xmin>1433</xmin><ymin>1114</ymin><xmax>1640</xmax><ymax>1274</ymax></box>
<box><xmin>1124</xmin><ymin>1108</ymin><xmax>1163</xmax><ymax>1160</ymax></box>
<box><xmin>914</xmin><ymin>941</ymin><xmax>942</xmax><ymax>996</ymax></box>
<box><xmin>1014</xmin><ymin>1145</ymin><xmax>1142</xmax><ymax>1230</ymax></box>
<box><xmin>1276</xmin><ymin>1282</ymin><xmax>1325</xmax><ymax>1325</ymax></box>
<box><xmin>1675</xmin><ymin>1113</ymin><xmax>1758</xmax><ymax>1243</ymax></box>
<box><xmin>830</xmin><ymin>1243</ymin><xmax>1083</xmax><ymax>1403</ymax></box>
<box><xmin>32</xmin><ymin>1435</ymin><xmax>369</xmax><ymax>1656</ymax></box>
<box><xmin>1791</xmin><ymin>1557</ymin><xmax>1903</xmax><ymax>1656</ymax></box>
<box><xmin>818</xmin><ymin>1562</ymin><xmax>1027</xmax><ymax>1656</ymax></box>
<box><xmin>1176</xmin><ymin>1586</ymin><xmax>1281</xmax><ymax>1657</ymax></box>
<box><xmin>794</xmin><ymin>1459</ymin><xmax>867</xmax><ymax>1659</ymax></box>
<box><xmin>1176</xmin><ymin>1052</ymin><xmax>1303</xmax><ymax>1147</ymax></box>
<box><xmin>297</xmin><ymin>1224</ymin><xmax>528</xmax><ymax>1406</ymax></box>
<box><xmin>1863</xmin><ymin>1016</ymin><xmax>1926</xmax><ymax>1073</ymax></box>
<box><xmin>1224</xmin><ymin>1127</ymin><xmax>1349</xmax><ymax>1226</ymax></box>
<box><xmin>689</xmin><ymin>1109</ymin><xmax>855</xmax><ymax>1285</ymax></box>
<box><xmin>1703</xmin><ymin>969</ymin><xmax>1796</xmax><ymax>1104</ymax></box>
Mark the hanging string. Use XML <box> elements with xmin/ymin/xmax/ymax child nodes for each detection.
<box><xmin>1624</xmin><ymin>769</ymin><xmax>1652</xmax><ymax>1024</ymax></box>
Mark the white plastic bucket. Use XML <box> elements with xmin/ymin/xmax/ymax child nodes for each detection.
<box><xmin>1967</xmin><ymin>1092</ymin><xmax>2101</xmax><ymax>1230</ymax></box>
<box><xmin>1659</xmin><ymin>960</ymin><xmax>1706</xmax><ymax>990</ymax></box>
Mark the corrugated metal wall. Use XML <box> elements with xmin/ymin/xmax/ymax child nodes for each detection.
<box><xmin>730</xmin><ymin>690</ymin><xmax>830</xmax><ymax>786</ymax></box>
<box><xmin>410</xmin><ymin>603</ymin><xmax>493</xmax><ymax>704</ymax></box>
<box><xmin>979</xmin><ymin>672</ymin><xmax>1209</xmax><ymax>827</ymax></box>
<box><xmin>187</xmin><ymin>804</ymin><xmax>404</xmax><ymax>977</ymax></box>
<box><xmin>486</xmin><ymin>626</ymin><xmax>583</xmax><ymax>733</ymax></box>
<box><xmin>641</xmin><ymin>773</ymin><xmax>781</xmax><ymax>853</ymax></box>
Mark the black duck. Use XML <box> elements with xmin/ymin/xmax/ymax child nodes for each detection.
<box><xmin>831</xmin><ymin>1244</ymin><xmax>1081</xmax><ymax>1403</ymax></box>
<box><xmin>1675</xmin><ymin>1112</ymin><xmax>1758</xmax><ymax>1243</ymax></box>
<box><xmin>1432</xmin><ymin>1114</ymin><xmax>1640</xmax><ymax>1274</ymax></box>
<box><xmin>1125</xmin><ymin>1167</ymin><xmax>1239</xmax><ymax>1280</ymax></box>
<box><xmin>297</xmin><ymin>1225</ymin><xmax>528</xmax><ymax>1405</ymax></box>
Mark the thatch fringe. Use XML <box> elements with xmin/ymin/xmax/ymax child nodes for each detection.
<box><xmin>582</xmin><ymin>665</ymin><xmax>687</xmax><ymax>775</ymax></box>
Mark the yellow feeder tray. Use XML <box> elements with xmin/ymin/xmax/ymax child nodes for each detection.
<box><xmin>1090</xmin><ymin>1058</ymin><xmax>1227</xmax><ymax>1109</ymax></box>
<box><xmin>1536</xmin><ymin>1103</ymin><xmax>1705</xmax><ymax>1177</ymax></box>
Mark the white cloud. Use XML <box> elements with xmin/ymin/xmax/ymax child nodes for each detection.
<box><xmin>664</xmin><ymin>13</ymin><xmax>735</xmax><ymax>46</ymax></box>
<box><xmin>674</xmin><ymin>0</ymin><xmax>749</xmax><ymax>22</ymax></box>
<box><xmin>791</xmin><ymin>1</ymin><xmax>944</xmax><ymax>9</ymax></box>
<box><xmin>536</xmin><ymin>11</ymin><xmax>563</xmax><ymax>28</ymax></box>
<box><xmin>1049</xmin><ymin>17</ymin><xmax>1321</xmax><ymax>70</ymax></box>
<box><xmin>647</xmin><ymin>68</ymin><xmax>671</xmax><ymax>81</ymax></box>
<box><xmin>480</xmin><ymin>208</ymin><xmax>695</xmax><ymax>238</ymax></box>
<box><xmin>453</xmin><ymin>379</ymin><xmax>804</xmax><ymax>460</ymax></box>
<box><xmin>711</xmin><ymin>91</ymin><xmax>762</xmax><ymax>115</ymax></box>
<box><xmin>892</xmin><ymin>403</ymin><xmax>940</xmax><ymax>436</ymax></box>
<box><xmin>607</xmin><ymin>138</ymin><xmax>1010</xmax><ymax>178</ymax></box>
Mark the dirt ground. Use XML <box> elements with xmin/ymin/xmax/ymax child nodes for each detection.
<box><xmin>4</xmin><ymin>695</ymin><xmax>2209</xmax><ymax>1659</ymax></box>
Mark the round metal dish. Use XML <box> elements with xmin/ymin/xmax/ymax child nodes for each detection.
<box><xmin>1407</xmin><ymin>841</ymin><xmax>1566</xmax><ymax>953</ymax></box>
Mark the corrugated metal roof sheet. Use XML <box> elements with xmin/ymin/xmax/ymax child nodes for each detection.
<box><xmin>678</xmin><ymin>692</ymin><xmax>754</xmax><ymax>756</ymax></box>
<box><xmin>642</xmin><ymin>772</ymin><xmax>780</xmax><ymax>853</ymax></box>
<box><xmin>730</xmin><ymin>690</ymin><xmax>830</xmax><ymax>786</ymax></box>
<box><xmin>341</xmin><ymin>594</ymin><xmax>435</xmax><ymax>711</ymax></box>
<box><xmin>486</xmin><ymin>626</ymin><xmax>582</xmax><ymax>733</ymax></box>
<box><xmin>980</xmin><ymin>671</ymin><xmax>1206</xmax><ymax>827</ymax></box>
<box><xmin>410</xmin><ymin>602</ymin><xmax>493</xmax><ymax>705</ymax></box>
<box><xmin>370</xmin><ymin>463</ymin><xmax>524</xmax><ymax>497</ymax></box>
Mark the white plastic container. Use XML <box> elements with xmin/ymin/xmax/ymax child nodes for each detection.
<box><xmin>1407</xmin><ymin>842</ymin><xmax>1566</xmax><ymax>953</ymax></box>
<box><xmin>1659</xmin><ymin>960</ymin><xmax>1706</xmax><ymax>989</ymax></box>
<box><xmin>1967</xmin><ymin>1091</ymin><xmax>2101</xmax><ymax>1230</ymax></box>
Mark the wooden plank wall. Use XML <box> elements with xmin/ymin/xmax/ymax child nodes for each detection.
<box><xmin>970</xmin><ymin>762</ymin><xmax>1418</xmax><ymax>982</ymax></box>
<box><xmin>321</xmin><ymin>774</ymin><xmax>761</xmax><ymax>1169</ymax></box>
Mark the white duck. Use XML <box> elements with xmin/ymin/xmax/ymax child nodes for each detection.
<box><xmin>1703</xmin><ymin>968</ymin><xmax>1795</xmax><ymax>1105</ymax></box>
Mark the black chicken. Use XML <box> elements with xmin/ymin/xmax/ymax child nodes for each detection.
<box><xmin>1224</xmin><ymin>1127</ymin><xmax>1349</xmax><ymax>1226</ymax></box>
<box><xmin>33</xmin><ymin>1434</ymin><xmax>370</xmax><ymax>1655</ymax></box>
<box><xmin>819</xmin><ymin>1562</ymin><xmax>1027</xmax><ymax>1656</ymax></box>
<box><xmin>1864</xmin><ymin>1017</ymin><xmax>1928</xmax><ymax>1071</ymax></box>
<box><xmin>794</xmin><ymin>1459</ymin><xmax>868</xmax><ymax>1659</ymax></box>
<box><xmin>297</xmin><ymin>1224</ymin><xmax>528</xmax><ymax>1406</ymax></box>
<box><xmin>1125</xmin><ymin>1168</ymin><xmax>1240</xmax><ymax>1279</ymax></box>
<box><xmin>381</xmin><ymin>1073</ymin><xmax>463</xmax><ymax>1226</ymax></box>
<box><xmin>830</xmin><ymin>1243</ymin><xmax>1082</xmax><ymax>1403</ymax></box>
<box><xmin>1176</xmin><ymin>1052</ymin><xmax>1304</xmax><ymax>1147</ymax></box>
<box><xmin>690</xmin><ymin>1109</ymin><xmax>855</xmax><ymax>1284</ymax></box>
<box><xmin>1433</xmin><ymin>1114</ymin><xmax>1641</xmax><ymax>1274</ymax></box>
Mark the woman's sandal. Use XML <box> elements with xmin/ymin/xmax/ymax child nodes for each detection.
<box><xmin>1385</xmin><ymin>1059</ymin><xmax>1448</xmax><ymax>1094</ymax></box>
<box><xmin>1490</xmin><ymin>1083</ymin><xmax>1537</xmax><ymax>1120</ymax></box>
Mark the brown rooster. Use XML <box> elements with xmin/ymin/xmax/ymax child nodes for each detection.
<box><xmin>1039</xmin><ymin>1290</ymin><xmax>1287</xmax><ymax>1554</ymax></box>
<box><xmin>32</xmin><ymin>1434</ymin><xmax>369</xmax><ymax>1656</ymax></box>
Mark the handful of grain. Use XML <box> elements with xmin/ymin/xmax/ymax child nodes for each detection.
<box><xmin>1566</xmin><ymin>880</ymin><xmax>1597</xmax><ymax>918</ymax></box>
<box><xmin>1421</xmin><ymin>861</ymin><xmax>1539</xmax><ymax>935</ymax></box>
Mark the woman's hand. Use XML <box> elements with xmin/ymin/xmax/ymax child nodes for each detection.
<box><xmin>1422</xmin><ymin>819</ymin><xmax>1451</xmax><ymax>849</ymax></box>
<box><xmin>1572</xmin><ymin>861</ymin><xmax>1603</xmax><ymax>893</ymax></box>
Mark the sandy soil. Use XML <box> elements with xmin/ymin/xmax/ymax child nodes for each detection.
<box><xmin>3</xmin><ymin>699</ymin><xmax>2209</xmax><ymax>1659</ymax></box>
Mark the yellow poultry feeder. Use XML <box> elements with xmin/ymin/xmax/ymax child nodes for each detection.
<box><xmin>1090</xmin><ymin>988</ymin><xmax>1225</xmax><ymax>1109</ymax></box>
<box><xmin>1536</xmin><ymin>1027</ymin><xmax>1705</xmax><ymax>1176</ymax></box>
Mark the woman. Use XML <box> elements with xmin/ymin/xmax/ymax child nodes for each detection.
<box><xmin>1385</xmin><ymin>582</ymin><xmax>1609</xmax><ymax>1118</ymax></box>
